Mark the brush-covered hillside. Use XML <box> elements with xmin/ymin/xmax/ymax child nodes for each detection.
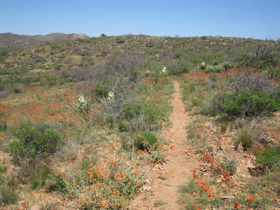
<box><xmin>0</xmin><ymin>34</ymin><xmax>280</xmax><ymax>209</ymax></box>
<box><xmin>0</xmin><ymin>34</ymin><xmax>279</xmax><ymax>99</ymax></box>
<box><xmin>0</xmin><ymin>32</ymin><xmax>89</xmax><ymax>47</ymax></box>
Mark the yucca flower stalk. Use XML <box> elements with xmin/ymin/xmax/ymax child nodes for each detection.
<box><xmin>161</xmin><ymin>67</ymin><xmax>168</xmax><ymax>75</ymax></box>
<box><xmin>70</xmin><ymin>94</ymin><xmax>92</xmax><ymax>120</ymax></box>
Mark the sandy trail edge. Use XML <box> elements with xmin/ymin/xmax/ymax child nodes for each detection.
<box><xmin>131</xmin><ymin>80</ymin><xmax>201</xmax><ymax>210</ymax></box>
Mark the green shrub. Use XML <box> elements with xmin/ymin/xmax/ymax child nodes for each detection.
<box><xmin>118</xmin><ymin>120</ymin><xmax>130</xmax><ymax>132</ymax></box>
<box><xmin>41</xmin><ymin>201</ymin><xmax>60</xmax><ymax>210</ymax></box>
<box><xmin>0</xmin><ymin>118</ymin><xmax>7</xmax><ymax>131</ymax></box>
<box><xmin>206</xmin><ymin>65</ymin><xmax>215</xmax><ymax>72</ymax></box>
<box><xmin>178</xmin><ymin>178</ymin><xmax>199</xmax><ymax>194</ymax></box>
<box><xmin>123</xmin><ymin>103</ymin><xmax>143</xmax><ymax>120</ymax></box>
<box><xmin>134</xmin><ymin>131</ymin><xmax>158</xmax><ymax>151</ymax></box>
<box><xmin>234</xmin><ymin>43</ymin><xmax>279</xmax><ymax>69</ymax></box>
<box><xmin>255</xmin><ymin>149</ymin><xmax>280</xmax><ymax>171</ymax></box>
<box><xmin>0</xmin><ymin>186</ymin><xmax>19</xmax><ymax>205</ymax></box>
<box><xmin>9</xmin><ymin>122</ymin><xmax>63</xmax><ymax>162</ymax></box>
<box><xmin>214</xmin><ymin>65</ymin><xmax>223</xmax><ymax>73</ymax></box>
<box><xmin>214</xmin><ymin>90</ymin><xmax>280</xmax><ymax>118</ymax></box>
<box><xmin>30</xmin><ymin>164</ymin><xmax>52</xmax><ymax>189</ymax></box>
<box><xmin>167</xmin><ymin>59</ymin><xmax>190</xmax><ymax>75</ymax></box>
<box><xmin>145</xmin><ymin>41</ymin><xmax>155</xmax><ymax>48</ymax></box>
<box><xmin>116</xmin><ymin>37</ymin><xmax>125</xmax><ymax>44</ymax></box>
<box><xmin>219</xmin><ymin>157</ymin><xmax>237</xmax><ymax>176</ymax></box>
<box><xmin>222</xmin><ymin>62</ymin><xmax>233</xmax><ymax>70</ymax></box>
<box><xmin>188</xmin><ymin>56</ymin><xmax>203</xmax><ymax>64</ymax></box>
<box><xmin>236</xmin><ymin>126</ymin><xmax>256</xmax><ymax>149</ymax></box>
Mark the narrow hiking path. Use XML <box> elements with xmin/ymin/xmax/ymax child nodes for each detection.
<box><xmin>131</xmin><ymin>80</ymin><xmax>201</xmax><ymax>210</ymax></box>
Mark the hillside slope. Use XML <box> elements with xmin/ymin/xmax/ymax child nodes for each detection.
<box><xmin>0</xmin><ymin>32</ymin><xmax>89</xmax><ymax>47</ymax></box>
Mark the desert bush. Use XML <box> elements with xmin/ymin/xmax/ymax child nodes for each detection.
<box><xmin>173</xmin><ymin>50</ymin><xmax>185</xmax><ymax>59</ymax></box>
<box><xmin>206</xmin><ymin>65</ymin><xmax>223</xmax><ymax>73</ymax></box>
<box><xmin>204</xmin><ymin>70</ymin><xmax>280</xmax><ymax>118</ymax></box>
<box><xmin>213</xmin><ymin>90</ymin><xmax>280</xmax><ymax>118</ymax></box>
<box><xmin>31</xmin><ymin>54</ymin><xmax>45</xmax><ymax>63</ymax></box>
<box><xmin>219</xmin><ymin>157</ymin><xmax>237</xmax><ymax>176</ymax></box>
<box><xmin>103</xmin><ymin>53</ymin><xmax>145</xmax><ymax>76</ymax></box>
<box><xmin>235</xmin><ymin>124</ymin><xmax>261</xmax><ymax>149</ymax></box>
<box><xmin>134</xmin><ymin>131</ymin><xmax>158</xmax><ymax>151</ymax></box>
<box><xmin>234</xmin><ymin>42</ymin><xmax>279</xmax><ymax>69</ymax></box>
<box><xmin>222</xmin><ymin>62</ymin><xmax>233</xmax><ymax>70</ymax></box>
<box><xmin>16</xmin><ymin>158</ymin><xmax>52</xmax><ymax>189</ymax></box>
<box><xmin>0</xmin><ymin>186</ymin><xmax>19</xmax><ymax>205</ymax></box>
<box><xmin>145</xmin><ymin>41</ymin><xmax>155</xmax><ymax>48</ymax></box>
<box><xmin>0</xmin><ymin>113</ymin><xmax>7</xmax><ymax>131</ymax></box>
<box><xmin>73</xmin><ymin>67</ymin><xmax>93</xmax><ymax>82</ymax></box>
<box><xmin>167</xmin><ymin>59</ymin><xmax>190</xmax><ymax>75</ymax></box>
<box><xmin>9</xmin><ymin>122</ymin><xmax>63</xmax><ymax>162</ymax></box>
<box><xmin>0</xmin><ymin>89</ymin><xmax>8</xmax><ymax>99</ymax></box>
<box><xmin>116</xmin><ymin>36</ymin><xmax>125</xmax><ymax>43</ymax></box>
<box><xmin>100</xmin><ymin>73</ymin><xmax>140</xmax><ymax>120</ymax></box>
<box><xmin>159</xmin><ymin>49</ymin><xmax>171</xmax><ymax>59</ymax></box>
<box><xmin>41</xmin><ymin>201</ymin><xmax>60</xmax><ymax>210</ymax></box>
<box><xmin>255</xmin><ymin>147</ymin><xmax>280</xmax><ymax>172</ymax></box>
<box><xmin>76</xmin><ymin>50</ymin><xmax>90</xmax><ymax>56</ymax></box>
<box><xmin>90</xmin><ymin>78</ymin><xmax>114</xmax><ymax>98</ymax></box>
<box><xmin>206</xmin><ymin>65</ymin><xmax>215</xmax><ymax>72</ymax></box>
<box><xmin>213</xmin><ymin>65</ymin><xmax>223</xmax><ymax>72</ymax></box>
<box><xmin>188</xmin><ymin>56</ymin><xmax>203</xmax><ymax>64</ymax></box>
<box><xmin>225</xmin><ymin>70</ymin><xmax>279</xmax><ymax>95</ymax></box>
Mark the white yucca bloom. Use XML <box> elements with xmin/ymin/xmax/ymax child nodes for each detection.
<box><xmin>161</xmin><ymin>66</ymin><xmax>168</xmax><ymax>75</ymax></box>
<box><xmin>78</xmin><ymin>94</ymin><xmax>85</xmax><ymax>105</ymax></box>
<box><xmin>108</xmin><ymin>91</ymin><xmax>114</xmax><ymax>100</ymax></box>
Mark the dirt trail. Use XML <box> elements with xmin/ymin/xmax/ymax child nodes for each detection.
<box><xmin>131</xmin><ymin>80</ymin><xmax>201</xmax><ymax>210</ymax></box>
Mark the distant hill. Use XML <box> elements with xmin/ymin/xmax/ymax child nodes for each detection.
<box><xmin>0</xmin><ymin>32</ymin><xmax>89</xmax><ymax>47</ymax></box>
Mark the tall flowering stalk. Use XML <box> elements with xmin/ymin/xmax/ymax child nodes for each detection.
<box><xmin>161</xmin><ymin>67</ymin><xmax>168</xmax><ymax>76</ymax></box>
<box><xmin>70</xmin><ymin>94</ymin><xmax>92</xmax><ymax>120</ymax></box>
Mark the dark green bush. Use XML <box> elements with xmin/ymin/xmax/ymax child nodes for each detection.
<box><xmin>90</xmin><ymin>80</ymin><xmax>112</xmax><ymax>98</ymax></box>
<box><xmin>9</xmin><ymin>122</ymin><xmax>63</xmax><ymax>162</ymax></box>
<box><xmin>116</xmin><ymin>37</ymin><xmax>125</xmax><ymax>44</ymax></box>
<box><xmin>256</xmin><ymin>149</ymin><xmax>280</xmax><ymax>171</ymax></box>
<box><xmin>134</xmin><ymin>131</ymin><xmax>158</xmax><ymax>151</ymax></box>
<box><xmin>123</xmin><ymin>103</ymin><xmax>143</xmax><ymax>120</ymax></box>
<box><xmin>187</xmin><ymin>56</ymin><xmax>203</xmax><ymax>64</ymax></box>
<box><xmin>214</xmin><ymin>90</ymin><xmax>280</xmax><ymax>118</ymax></box>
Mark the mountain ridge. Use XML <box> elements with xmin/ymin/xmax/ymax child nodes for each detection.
<box><xmin>0</xmin><ymin>32</ymin><xmax>89</xmax><ymax>47</ymax></box>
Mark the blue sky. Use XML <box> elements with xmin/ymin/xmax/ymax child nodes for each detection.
<box><xmin>1</xmin><ymin>0</ymin><xmax>279</xmax><ymax>40</ymax></box>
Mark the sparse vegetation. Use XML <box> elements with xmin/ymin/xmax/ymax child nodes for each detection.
<box><xmin>0</xmin><ymin>34</ymin><xmax>279</xmax><ymax>209</ymax></box>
